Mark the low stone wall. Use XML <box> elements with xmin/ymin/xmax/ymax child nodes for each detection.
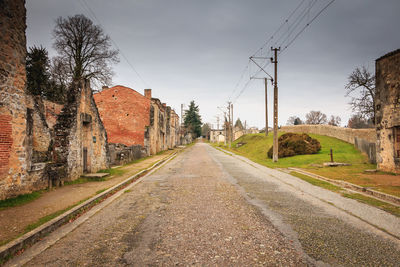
<box><xmin>281</xmin><ymin>125</ymin><xmax>377</xmax><ymax>163</ymax></box>
<box><xmin>108</xmin><ymin>143</ymin><xmax>146</xmax><ymax>166</ymax></box>
<box><xmin>280</xmin><ymin>125</ymin><xmax>376</xmax><ymax>144</ymax></box>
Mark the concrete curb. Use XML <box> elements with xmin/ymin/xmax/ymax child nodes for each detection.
<box><xmin>212</xmin><ymin>145</ymin><xmax>400</xmax><ymax>207</ymax></box>
<box><xmin>0</xmin><ymin>151</ymin><xmax>179</xmax><ymax>262</ymax></box>
<box><xmin>288</xmin><ymin>167</ymin><xmax>400</xmax><ymax>206</ymax></box>
<box><xmin>213</xmin><ymin>145</ymin><xmax>400</xmax><ymax>207</ymax></box>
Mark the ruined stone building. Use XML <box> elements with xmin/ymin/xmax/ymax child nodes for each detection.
<box><xmin>94</xmin><ymin>86</ymin><xmax>180</xmax><ymax>162</ymax></box>
<box><xmin>52</xmin><ymin>80</ymin><xmax>109</xmax><ymax>182</ymax></box>
<box><xmin>375</xmin><ymin>49</ymin><xmax>400</xmax><ymax>173</ymax></box>
<box><xmin>94</xmin><ymin>86</ymin><xmax>151</xmax><ymax>164</ymax></box>
<box><xmin>0</xmin><ymin>0</ymin><xmax>109</xmax><ymax>199</ymax></box>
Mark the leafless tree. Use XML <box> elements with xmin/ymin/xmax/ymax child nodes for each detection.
<box><xmin>328</xmin><ymin>115</ymin><xmax>341</xmax><ymax>126</ymax></box>
<box><xmin>345</xmin><ymin>66</ymin><xmax>375</xmax><ymax>121</ymax></box>
<box><xmin>286</xmin><ymin>116</ymin><xmax>303</xmax><ymax>125</ymax></box>
<box><xmin>305</xmin><ymin>111</ymin><xmax>327</xmax><ymax>125</ymax></box>
<box><xmin>347</xmin><ymin>114</ymin><xmax>374</xmax><ymax>129</ymax></box>
<box><xmin>52</xmin><ymin>14</ymin><xmax>119</xmax><ymax>89</ymax></box>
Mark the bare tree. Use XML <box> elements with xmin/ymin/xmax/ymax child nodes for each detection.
<box><xmin>347</xmin><ymin>114</ymin><xmax>374</xmax><ymax>129</ymax></box>
<box><xmin>345</xmin><ymin>66</ymin><xmax>375</xmax><ymax>121</ymax></box>
<box><xmin>52</xmin><ymin>14</ymin><xmax>119</xmax><ymax>88</ymax></box>
<box><xmin>287</xmin><ymin>116</ymin><xmax>302</xmax><ymax>125</ymax></box>
<box><xmin>305</xmin><ymin>111</ymin><xmax>327</xmax><ymax>125</ymax></box>
<box><xmin>328</xmin><ymin>115</ymin><xmax>341</xmax><ymax>126</ymax></box>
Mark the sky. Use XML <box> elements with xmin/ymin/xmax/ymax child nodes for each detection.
<box><xmin>26</xmin><ymin>0</ymin><xmax>400</xmax><ymax>129</ymax></box>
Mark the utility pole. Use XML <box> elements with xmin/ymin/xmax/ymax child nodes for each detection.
<box><xmin>227</xmin><ymin>102</ymin><xmax>232</xmax><ymax>148</ymax></box>
<box><xmin>264</xmin><ymin>78</ymin><xmax>268</xmax><ymax>136</ymax></box>
<box><xmin>181</xmin><ymin>104</ymin><xmax>183</xmax><ymax>125</ymax></box>
<box><xmin>249</xmin><ymin>76</ymin><xmax>272</xmax><ymax>137</ymax></box>
<box><xmin>231</xmin><ymin>103</ymin><xmax>234</xmax><ymax>143</ymax></box>
<box><xmin>271</xmin><ymin>47</ymin><xmax>280</xmax><ymax>162</ymax></box>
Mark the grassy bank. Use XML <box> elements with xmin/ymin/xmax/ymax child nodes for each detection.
<box><xmin>213</xmin><ymin>133</ymin><xmax>399</xmax><ymax>197</ymax></box>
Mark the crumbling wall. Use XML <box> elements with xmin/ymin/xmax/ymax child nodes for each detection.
<box><xmin>53</xmin><ymin>80</ymin><xmax>109</xmax><ymax>182</ymax></box>
<box><xmin>108</xmin><ymin>143</ymin><xmax>146</xmax><ymax>166</ymax></box>
<box><xmin>375</xmin><ymin>49</ymin><xmax>400</xmax><ymax>173</ymax></box>
<box><xmin>149</xmin><ymin>99</ymin><xmax>167</xmax><ymax>154</ymax></box>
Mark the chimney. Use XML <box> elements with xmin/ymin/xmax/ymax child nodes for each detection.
<box><xmin>144</xmin><ymin>89</ymin><xmax>152</xmax><ymax>99</ymax></box>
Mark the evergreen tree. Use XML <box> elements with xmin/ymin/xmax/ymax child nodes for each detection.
<box><xmin>184</xmin><ymin>101</ymin><xmax>202</xmax><ymax>138</ymax></box>
<box><xmin>26</xmin><ymin>45</ymin><xmax>50</xmax><ymax>96</ymax></box>
<box><xmin>234</xmin><ymin>118</ymin><xmax>244</xmax><ymax>129</ymax></box>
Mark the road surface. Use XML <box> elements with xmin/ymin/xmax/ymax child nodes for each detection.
<box><xmin>9</xmin><ymin>142</ymin><xmax>400</xmax><ymax>266</ymax></box>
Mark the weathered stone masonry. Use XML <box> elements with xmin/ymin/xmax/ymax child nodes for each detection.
<box><xmin>375</xmin><ymin>49</ymin><xmax>400</xmax><ymax>173</ymax></box>
<box><xmin>53</xmin><ymin>80</ymin><xmax>109</xmax><ymax>182</ymax></box>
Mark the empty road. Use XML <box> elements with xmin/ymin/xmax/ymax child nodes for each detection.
<box><xmin>10</xmin><ymin>142</ymin><xmax>400</xmax><ymax>266</ymax></box>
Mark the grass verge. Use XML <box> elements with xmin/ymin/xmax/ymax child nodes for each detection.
<box><xmin>214</xmin><ymin>133</ymin><xmax>399</xmax><ymax>197</ymax></box>
<box><xmin>0</xmin><ymin>191</ymin><xmax>43</xmax><ymax>209</ymax></box>
<box><xmin>290</xmin><ymin>171</ymin><xmax>400</xmax><ymax>217</ymax></box>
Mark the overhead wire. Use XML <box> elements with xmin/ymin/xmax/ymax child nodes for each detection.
<box><xmin>233</xmin><ymin>0</ymin><xmax>336</xmax><ymax>104</ymax></box>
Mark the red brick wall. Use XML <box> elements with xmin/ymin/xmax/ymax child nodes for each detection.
<box><xmin>0</xmin><ymin>115</ymin><xmax>12</xmax><ymax>178</ymax></box>
<box><xmin>94</xmin><ymin>86</ymin><xmax>151</xmax><ymax>146</ymax></box>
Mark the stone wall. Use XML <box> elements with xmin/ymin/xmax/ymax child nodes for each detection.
<box><xmin>280</xmin><ymin>125</ymin><xmax>376</xmax><ymax>144</ymax></box>
<box><xmin>375</xmin><ymin>49</ymin><xmax>400</xmax><ymax>173</ymax></box>
<box><xmin>43</xmin><ymin>100</ymin><xmax>63</xmax><ymax>129</ymax></box>
<box><xmin>281</xmin><ymin>124</ymin><xmax>377</xmax><ymax>163</ymax></box>
<box><xmin>0</xmin><ymin>0</ymin><xmax>35</xmax><ymax>199</ymax></box>
<box><xmin>94</xmin><ymin>86</ymin><xmax>151</xmax><ymax>146</ymax></box>
<box><xmin>108</xmin><ymin>143</ymin><xmax>146</xmax><ymax>166</ymax></box>
<box><xmin>53</xmin><ymin>80</ymin><xmax>109</xmax><ymax>182</ymax></box>
<box><xmin>148</xmin><ymin>98</ymin><xmax>167</xmax><ymax>155</ymax></box>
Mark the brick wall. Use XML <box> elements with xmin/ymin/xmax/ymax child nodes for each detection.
<box><xmin>375</xmin><ymin>49</ymin><xmax>400</xmax><ymax>173</ymax></box>
<box><xmin>0</xmin><ymin>0</ymin><xmax>30</xmax><ymax>199</ymax></box>
<box><xmin>94</xmin><ymin>86</ymin><xmax>151</xmax><ymax>146</ymax></box>
<box><xmin>0</xmin><ymin>115</ymin><xmax>12</xmax><ymax>177</ymax></box>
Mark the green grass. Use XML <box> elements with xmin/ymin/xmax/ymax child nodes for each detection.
<box><xmin>290</xmin><ymin>171</ymin><xmax>342</xmax><ymax>192</ymax></box>
<box><xmin>227</xmin><ymin>132</ymin><xmax>374</xmax><ymax>169</ymax></box>
<box><xmin>0</xmin><ymin>191</ymin><xmax>43</xmax><ymax>209</ymax></box>
<box><xmin>341</xmin><ymin>192</ymin><xmax>400</xmax><ymax>217</ymax></box>
<box><xmin>64</xmin><ymin>176</ymin><xmax>108</xmax><ymax>186</ymax></box>
<box><xmin>96</xmin><ymin>188</ymin><xmax>107</xmax><ymax>195</ymax></box>
<box><xmin>290</xmin><ymin>172</ymin><xmax>400</xmax><ymax>217</ymax></box>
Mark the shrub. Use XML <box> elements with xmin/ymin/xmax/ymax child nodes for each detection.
<box><xmin>267</xmin><ymin>133</ymin><xmax>321</xmax><ymax>158</ymax></box>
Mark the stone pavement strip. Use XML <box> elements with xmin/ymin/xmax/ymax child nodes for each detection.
<box><xmin>7</xmin><ymin>142</ymin><xmax>400</xmax><ymax>266</ymax></box>
<box><xmin>0</xmin><ymin>150</ymin><xmax>176</xmax><ymax>246</ymax></box>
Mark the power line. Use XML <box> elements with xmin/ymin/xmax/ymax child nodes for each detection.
<box><xmin>280</xmin><ymin>0</ymin><xmax>336</xmax><ymax>53</ymax></box>
<box><xmin>79</xmin><ymin>0</ymin><xmax>150</xmax><ymax>88</ymax></box>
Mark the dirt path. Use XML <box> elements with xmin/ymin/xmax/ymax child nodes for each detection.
<box><xmin>0</xmin><ymin>150</ymin><xmax>175</xmax><ymax>245</ymax></box>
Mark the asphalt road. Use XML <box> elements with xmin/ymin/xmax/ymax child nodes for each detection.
<box><xmin>9</xmin><ymin>142</ymin><xmax>400</xmax><ymax>266</ymax></box>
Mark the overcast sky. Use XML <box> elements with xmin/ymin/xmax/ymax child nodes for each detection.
<box><xmin>26</xmin><ymin>0</ymin><xmax>400</xmax><ymax>129</ymax></box>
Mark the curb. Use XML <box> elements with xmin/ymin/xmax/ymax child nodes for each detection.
<box><xmin>211</xmin><ymin>145</ymin><xmax>400</xmax><ymax>207</ymax></box>
<box><xmin>0</xmin><ymin>151</ymin><xmax>179</xmax><ymax>262</ymax></box>
<box><xmin>288</xmin><ymin>167</ymin><xmax>400</xmax><ymax>206</ymax></box>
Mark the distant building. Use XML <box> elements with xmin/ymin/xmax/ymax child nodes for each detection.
<box><xmin>375</xmin><ymin>49</ymin><xmax>400</xmax><ymax>173</ymax></box>
<box><xmin>210</xmin><ymin>129</ymin><xmax>225</xmax><ymax>143</ymax></box>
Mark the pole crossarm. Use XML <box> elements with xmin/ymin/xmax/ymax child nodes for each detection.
<box><xmin>249</xmin><ymin>57</ymin><xmax>273</xmax><ymax>80</ymax></box>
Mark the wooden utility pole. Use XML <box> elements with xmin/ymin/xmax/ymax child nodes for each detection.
<box><xmin>227</xmin><ymin>102</ymin><xmax>232</xmax><ymax>148</ymax></box>
<box><xmin>181</xmin><ymin>104</ymin><xmax>183</xmax><ymax>125</ymax></box>
<box><xmin>231</xmin><ymin>103</ymin><xmax>234</xmax><ymax>143</ymax></box>
<box><xmin>264</xmin><ymin>78</ymin><xmax>268</xmax><ymax>136</ymax></box>
<box><xmin>271</xmin><ymin>47</ymin><xmax>280</xmax><ymax>162</ymax></box>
